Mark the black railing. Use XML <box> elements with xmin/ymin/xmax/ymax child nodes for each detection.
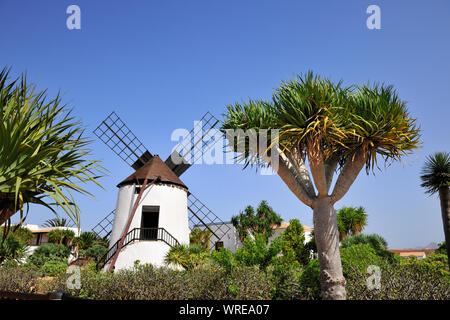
<box><xmin>103</xmin><ymin>228</ymin><xmax>180</xmax><ymax>266</ymax></box>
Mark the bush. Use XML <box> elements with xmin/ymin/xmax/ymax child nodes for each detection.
<box><xmin>47</xmin><ymin>229</ymin><xmax>75</xmax><ymax>246</ymax></box>
<box><xmin>81</xmin><ymin>244</ymin><xmax>108</xmax><ymax>264</ymax></box>
<box><xmin>44</xmin><ymin>265</ymin><xmax>274</xmax><ymax>300</ymax></box>
<box><xmin>341</xmin><ymin>234</ymin><xmax>387</xmax><ymax>251</ymax></box>
<box><xmin>27</xmin><ymin>243</ymin><xmax>70</xmax><ymax>268</ymax></box>
<box><xmin>0</xmin><ymin>265</ymin><xmax>40</xmax><ymax>293</ymax></box>
<box><xmin>299</xmin><ymin>244</ymin><xmax>386</xmax><ymax>299</ymax></box>
<box><xmin>41</xmin><ymin>260</ymin><xmax>68</xmax><ymax>276</ymax></box>
<box><xmin>346</xmin><ymin>260</ymin><xmax>450</xmax><ymax>299</ymax></box>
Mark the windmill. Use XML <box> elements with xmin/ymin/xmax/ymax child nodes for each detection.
<box><xmin>92</xmin><ymin>111</ymin><xmax>230</xmax><ymax>271</ymax></box>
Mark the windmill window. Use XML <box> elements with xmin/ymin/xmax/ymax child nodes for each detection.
<box><xmin>215</xmin><ymin>241</ymin><xmax>224</xmax><ymax>251</ymax></box>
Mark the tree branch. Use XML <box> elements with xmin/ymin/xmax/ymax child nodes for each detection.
<box><xmin>307</xmin><ymin>141</ymin><xmax>328</xmax><ymax>197</ymax></box>
<box><xmin>258</xmin><ymin>148</ymin><xmax>316</xmax><ymax>208</ymax></box>
<box><xmin>324</xmin><ymin>154</ymin><xmax>340</xmax><ymax>193</ymax></box>
<box><xmin>330</xmin><ymin>150</ymin><xmax>367</xmax><ymax>204</ymax></box>
<box><xmin>284</xmin><ymin>148</ymin><xmax>316</xmax><ymax>198</ymax></box>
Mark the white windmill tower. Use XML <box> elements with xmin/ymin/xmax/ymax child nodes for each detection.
<box><xmin>92</xmin><ymin>112</ymin><xmax>231</xmax><ymax>271</ymax></box>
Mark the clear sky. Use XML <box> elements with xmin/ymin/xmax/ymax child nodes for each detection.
<box><xmin>1</xmin><ymin>0</ymin><xmax>449</xmax><ymax>249</ymax></box>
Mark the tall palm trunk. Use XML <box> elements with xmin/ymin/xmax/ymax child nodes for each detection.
<box><xmin>313</xmin><ymin>196</ymin><xmax>346</xmax><ymax>300</ymax></box>
<box><xmin>438</xmin><ymin>186</ymin><xmax>450</xmax><ymax>269</ymax></box>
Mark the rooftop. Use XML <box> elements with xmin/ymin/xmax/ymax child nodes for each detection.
<box><xmin>117</xmin><ymin>155</ymin><xmax>187</xmax><ymax>190</ymax></box>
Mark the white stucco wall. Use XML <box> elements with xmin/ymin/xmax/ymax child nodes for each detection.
<box><xmin>108</xmin><ymin>183</ymin><xmax>189</xmax><ymax>270</ymax></box>
<box><xmin>105</xmin><ymin>241</ymin><xmax>170</xmax><ymax>270</ymax></box>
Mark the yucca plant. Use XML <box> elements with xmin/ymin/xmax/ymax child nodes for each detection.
<box><xmin>420</xmin><ymin>152</ymin><xmax>450</xmax><ymax>269</ymax></box>
<box><xmin>0</xmin><ymin>67</ymin><xmax>104</xmax><ymax>230</ymax></box>
<box><xmin>222</xmin><ymin>71</ymin><xmax>420</xmax><ymax>299</ymax></box>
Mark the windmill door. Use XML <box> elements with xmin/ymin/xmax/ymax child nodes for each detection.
<box><xmin>140</xmin><ymin>206</ymin><xmax>159</xmax><ymax>240</ymax></box>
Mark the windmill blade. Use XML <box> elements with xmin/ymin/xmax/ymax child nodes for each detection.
<box><xmin>92</xmin><ymin>209</ymin><xmax>115</xmax><ymax>241</ymax></box>
<box><xmin>187</xmin><ymin>192</ymin><xmax>230</xmax><ymax>249</ymax></box>
<box><xmin>94</xmin><ymin>111</ymin><xmax>153</xmax><ymax>170</ymax></box>
<box><xmin>165</xmin><ymin>111</ymin><xmax>220</xmax><ymax>177</ymax></box>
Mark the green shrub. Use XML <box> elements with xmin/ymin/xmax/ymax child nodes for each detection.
<box><xmin>81</xmin><ymin>244</ymin><xmax>108</xmax><ymax>264</ymax></box>
<box><xmin>346</xmin><ymin>260</ymin><xmax>450</xmax><ymax>299</ymax></box>
<box><xmin>234</xmin><ymin>233</ymin><xmax>282</xmax><ymax>270</ymax></box>
<box><xmin>299</xmin><ymin>244</ymin><xmax>385</xmax><ymax>299</ymax></box>
<box><xmin>41</xmin><ymin>260</ymin><xmax>68</xmax><ymax>276</ymax></box>
<box><xmin>341</xmin><ymin>234</ymin><xmax>387</xmax><ymax>251</ymax></box>
<box><xmin>27</xmin><ymin>243</ymin><xmax>70</xmax><ymax>268</ymax></box>
<box><xmin>211</xmin><ymin>248</ymin><xmax>236</xmax><ymax>273</ymax></box>
<box><xmin>44</xmin><ymin>265</ymin><xmax>273</xmax><ymax>300</ymax></box>
<box><xmin>0</xmin><ymin>226</ymin><xmax>33</xmax><ymax>264</ymax></box>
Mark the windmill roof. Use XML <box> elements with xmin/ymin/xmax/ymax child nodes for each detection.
<box><xmin>117</xmin><ymin>155</ymin><xmax>187</xmax><ymax>190</ymax></box>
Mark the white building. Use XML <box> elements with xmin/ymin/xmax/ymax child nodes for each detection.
<box><xmin>104</xmin><ymin>155</ymin><xmax>190</xmax><ymax>271</ymax></box>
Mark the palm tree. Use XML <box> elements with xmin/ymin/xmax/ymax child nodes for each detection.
<box><xmin>0</xmin><ymin>68</ymin><xmax>104</xmax><ymax>228</ymax></box>
<box><xmin>420</xmin><ymin>152</ymin><xmax>450</xmax><ymax>269</ymax></box>
<box><xmin>222</xmin><ymin>72</ymin><xmax>420</xmax><ymax>299</ymax></box>
<box><xmin>336</xmin><ymin>206</ymin><xmax>368</xmax><ymax>240</ymax></box>
<box><xmin>42</xmin><ymin>216</ymin><xmax>75</xmax><ymax>228</ymax></box>
<box><xmin>190</xmin><ymin>229</ymin><xmax>212</xmax><ymax>249</ymax></box>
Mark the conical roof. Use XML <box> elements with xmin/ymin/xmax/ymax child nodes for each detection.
<box><xmin>117</xmin><ymin>155</ymin><xmax>187</xmax><ymax>190</ymax></box>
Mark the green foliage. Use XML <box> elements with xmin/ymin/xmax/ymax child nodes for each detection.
<box><xmin>401</xmin><ymin>252</ymin><xmax>449</xmax><ymax>277</ymax></box>
<box><xmin>280</xmin><ymin>219</ymin><xmax>310</xmax><ymax>267</ymax></box>
<box><xmin>231</xmin><ymin>200</ymin><xmax>282</xmax><ymax>242</ymax></box>
<box><xmin>346</xmin><ymin>260</ymin><xmax>450</xmax><ymax>300</ymax></box>
<box><xmin>47</xmin><ymin>229</ymin><xmax>75</xmax><ymax>246</ymax></box>
<box><xmin>42</xmin><ymin>216</ymin><xmax>74</xmax><ymax>228</ymax></box>
<box><xmin>420</xmin><ymin>152</ymin><xmax>450</xmax><ymax>194</ymax></box>
<box><xmin>0</xmin><ymin>67</ymin><xmax>105</xmax><ymax>227</ymax></box>
<box><xmin>436</xmin><ymin>242</ymin><xmax>447</xmax><ymax>255</ymax></box>
<box><xmin>0</xmin><ymin>226</ymin><xmax>33</xmax><ymax>264</ymax></box>
<box><xmin>234</xmin><ymin>233</ymin><xmax>282</xmax><ymax>270</ymax></box>
<box><xmin>44</xmin><ymin>265</ymin><xmax>274</xmax><ymax>300</ymax></box>
<box><xmin>300</xmin><ymin>244</ymin><xmax>386</xmax><ymax>299</ymax></box>
<box><xmin>81</xmin><ymin>244</ymin><xmax>108</xmax><ymax>264</ymax></box>
<box><xmin>27</xmin><ymin>243</ymin><xmax>70</xmax><ymax>268</ymax></box>
<box><xmin>211</xmin><ymin>248</ymin><xmax>237</xmax><ymax>273</ymax></box>
<box><xmin>164</xmin><ymin>244</ymin><xmax>210</xmax><ymax>270</ymax></box>
<box><xmin>73</xmin><ymin>231</ymin><xmax>107</xmax><ymax>251</ymax></box>
<box><xmin>341</xmin><ymin>233</ymin><xmax>387</xmax><ymax>251</ymax></box>
<box><xmin>336</xmin><ymin>206</ymin><xmax>368</xmax><ymax>240</ymax></box>
<box><xmin>0</xmin><ymin>264</ymin><xmax>41</xmax><ymax>293</ymax></box>
<box><xmin>189</xmin><ymin>229</ymin><xmax>211</xmax><ymax>249</ymax></box>
<box><xmin>40</xmin><ymin>260</ymin><xmax>68</xmax><ymax>276</ymax></box>
<box><xmin>221</xmin><ymin>72</ymin><xmax>420</xmax><ymax>174</ymax></box>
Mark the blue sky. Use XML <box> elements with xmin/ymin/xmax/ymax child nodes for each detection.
<box><xmin>1</xmin><ymin>0</ymin><xmax>449</xmax><ymax>249</ymax></box>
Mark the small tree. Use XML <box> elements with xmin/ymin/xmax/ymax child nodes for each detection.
<box><xmin>234</xmin><ymin>233</ymin><xmax>282</xmax><ymax>270</ymax></box>
<box><xmin>231</xmin><ymin>200</ymin><xmax>282</xmax><ymax>242</ymax></box>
